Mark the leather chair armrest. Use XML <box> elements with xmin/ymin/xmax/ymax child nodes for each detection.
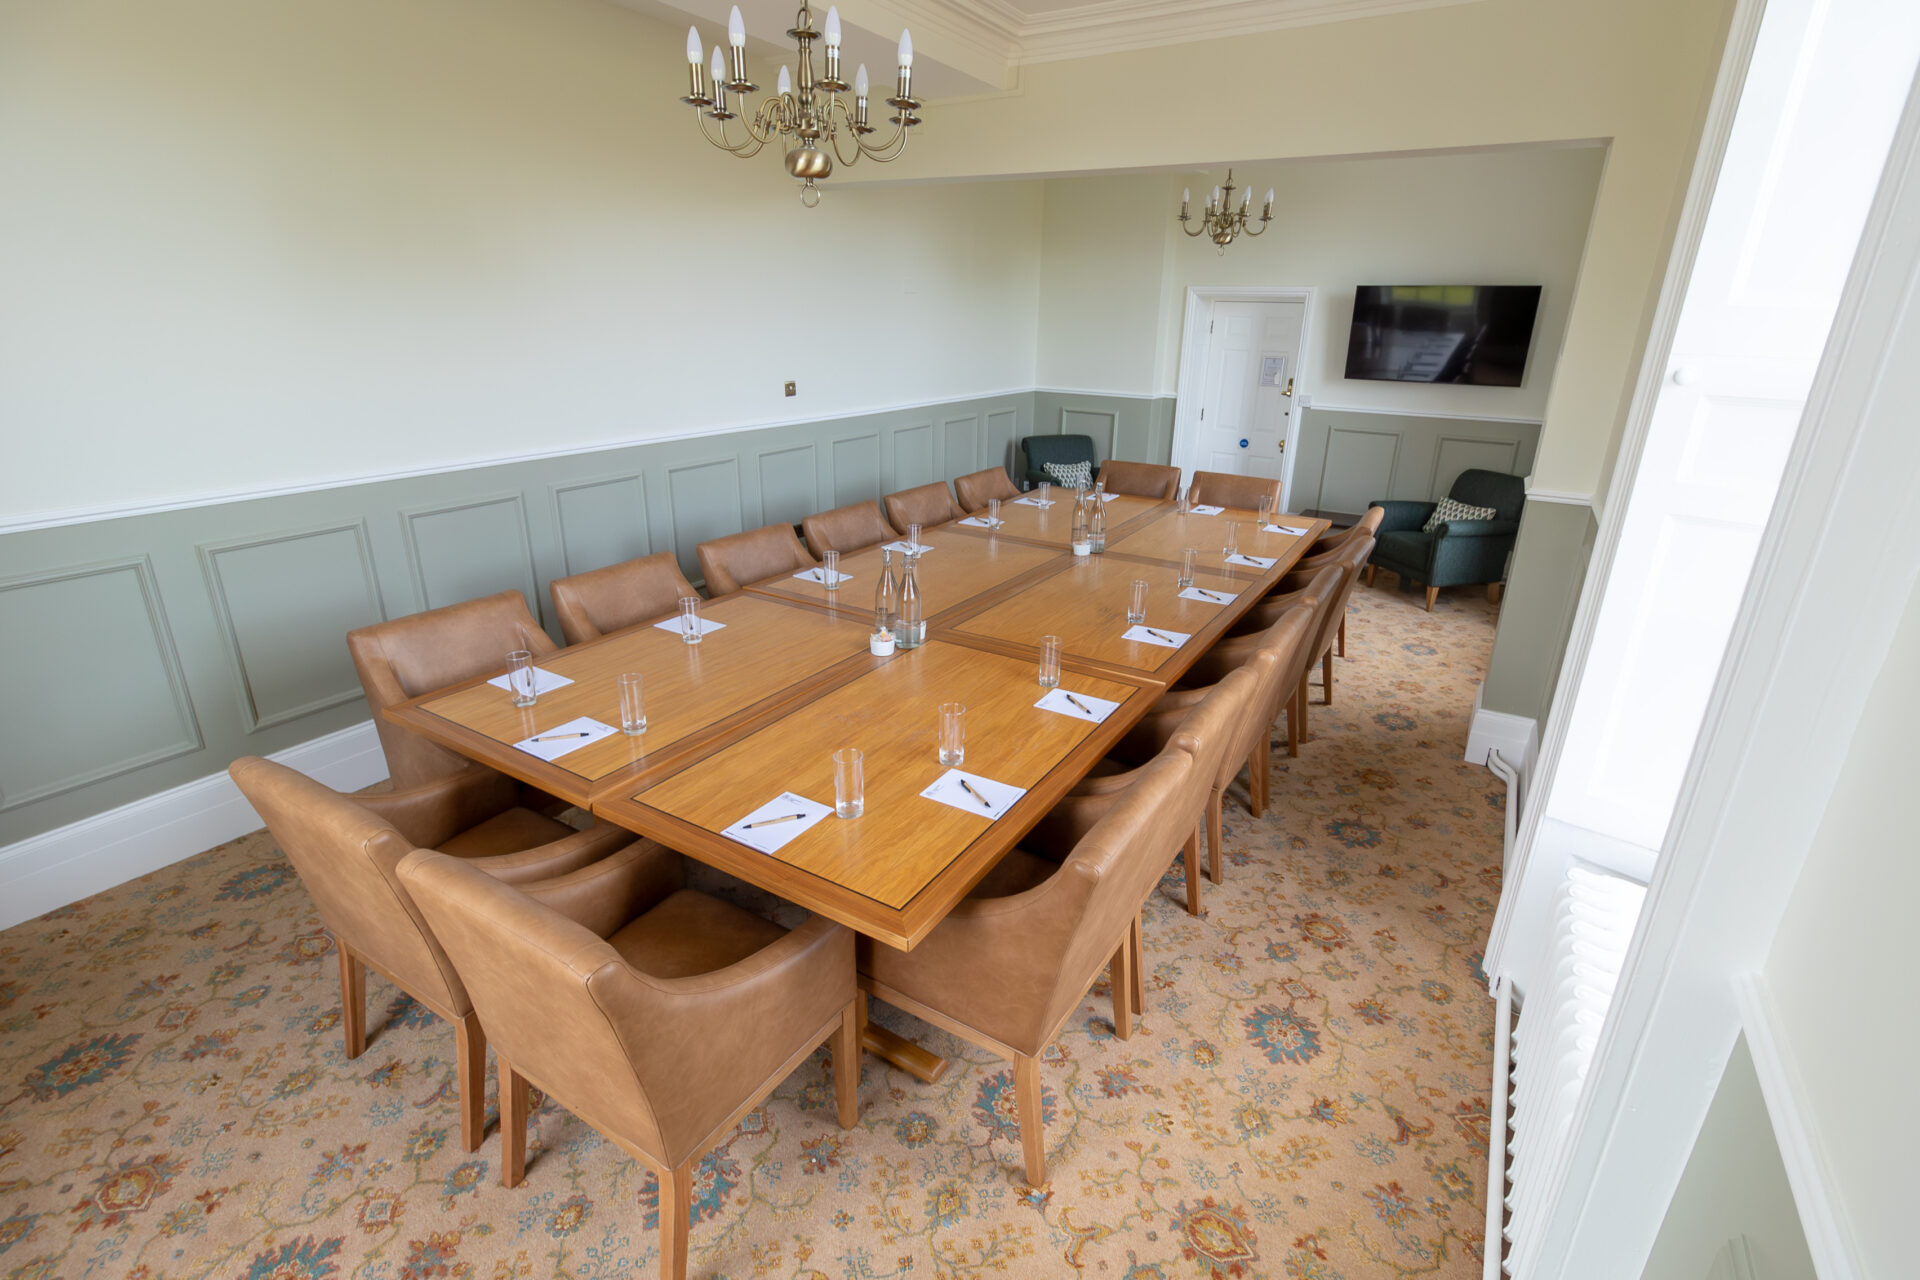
<box><xmin>356</xmin><ymin>767</ymin><xmax>519</xmax><ymax>850</ymax></box>
<box><xmin>1228</xmin><ymin>583</ymin><xmax>1316</xmax><ymax>636</ymax></box>
<box><xmin>1432</xmin><ymin>518</ymin><xmax>1519</xmax><ymax>540</ymax></box>
<box><xmin>521</xmin><ymin>840</ymin><xmax>686</xmax><ymax>938</ymax></box>
<box><xmin>472</xmin><ymin>820</ymin><xmax>640</xmax><ymax>888</ymax></box>
<box><xmin>1372</xmin><ymin>500</ymin><xmax>1435</xmax><ymax>534</ymax></box>
<box><xmin>1024</xmin><ymin>760</ymin><xmax>1157</xmax><ymax>857</ymax></box>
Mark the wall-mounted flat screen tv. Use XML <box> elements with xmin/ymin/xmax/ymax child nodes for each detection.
<box><xmin>1344</xmin><ymin>285</ymin><xmax>1542</xmax><ymax>387</ymax></box>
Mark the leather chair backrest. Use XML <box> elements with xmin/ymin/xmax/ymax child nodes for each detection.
<box><xmin>1305</xmin><ymin>541</ymin><xmax>1373</xmax><ymax>663</ymax></box>
<box><xmin>1188</xmin><ymin>471</ymin><xmax>1284</xmax><ymax>512</ymax></box>
<box><xmin>1098</xmin><ymin>460</ymin><xmax>1180</xmax><ymax>500</ymax></box>
<box><xmin>697</xmin><ymin>524</ymin><xmax>817</xmax><ymax>596</ymax></box>
<box><xmin>1022</xmin><ymin>434</ymin><xmax>1097</xmax><ymax>478</ymax></box>
<box><xmin>882</xmin><ymin>482</ymin><xmax>961</xmax><ymax>534</ymax></box>
<box><xmin>1243</xmin><ymin>605</ymin><xmax>1316</xmax><ymax>761</ymax></box>
<box><xmin>801</xmin><ymin>501</ymin><xmax>895</xmax><ymax>558</ymax></box>
<box><xmin>347</xmin><ymin>591</ymin><xmax>555</xmax><ymax>788</ymax></box>
<box><xmin>1163</xmin><ymin>665</ymin><xmax>1261</xmax><ymax>809</ymax></box>
<box><xmin>398</xmin><ymin>849</ymin><xmax>666</xmax><ymax>1159</ymax></box>
<box><xmin>953</xmin><ymin>468</ymin><xmax>1022</xmax><ymax>513</ymax></box>
<box><xmin>1449</xmin><ymin>469</ymin><xmax>1526</xmax><ymax>523</ymax></box>
<box><xmin>550</xmin><ymin>551</ymin><xmax>697</xmax><ymax>645</ymax></box>
<box><xmin>230</xmin><ymin>756</ymin><xmax>468</xmax><ymax>1015</ymax></box>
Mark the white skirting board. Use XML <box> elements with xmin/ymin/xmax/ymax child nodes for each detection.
<box><xmin>1466</xmin><ymin>683</ymin><xmax>1540</xmax><ymax>779</ymax></box>
<box><xmin>0</xmin><ymin>721</ymin><xmax>387</xmax><ymax>932</ymax></box>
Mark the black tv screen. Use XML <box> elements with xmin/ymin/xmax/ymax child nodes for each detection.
<box><xmin>1344</xmin><ymin>285</ymin><xmax>1542</xmax><ymax>387</ymax></box>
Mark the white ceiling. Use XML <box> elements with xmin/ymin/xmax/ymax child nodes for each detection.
<box><xmin>615</xmin><ymin>0</ymin><xmax>1478</xmax><ymax>95</ymax></box>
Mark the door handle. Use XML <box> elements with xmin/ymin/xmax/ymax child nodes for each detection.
<box><xmin>1277</xmin><ymin>439</ymin><xmax>1285</xmax><ymax>452</ymax></box>
<box><xmin>1282</xmin><ymin>377</ymin><xmax>1294</xmax><ymax>397</ymax></box>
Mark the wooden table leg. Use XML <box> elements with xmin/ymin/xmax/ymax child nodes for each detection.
<box><xmin>856</xmin><ymin>989</ymin><xmax>949</xmax><ymax>1083</ymax></box>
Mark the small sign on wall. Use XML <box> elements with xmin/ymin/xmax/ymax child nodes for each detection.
<box><xmin>1260</xmin><ymin>356</ymin><xmax>1286</xmax><ymax>387</ymax></box>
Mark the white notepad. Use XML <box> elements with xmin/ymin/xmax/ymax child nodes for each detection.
<box><xmin>1035</xmin><ymin>687</ymin><xmax>1119</xmax><ymax>724</ymax></box>
<box><xmin>793</xmin><ymin>567</ymin><xmax>853</xmax><ymax>585</ymax></box>
<box><xmin>721</xmin><ymin>792</ymin><xmax>834</xmax><ymax>854</ymax></box>
<box><xmin>1013</xmin><ymin>497</ymin><xmax>1055</xmax><ymax>508</ymax></box>
<box><xmin>487</xmin><ymin>667</ymin><xmax>573</xmax><ymax>696</ymax></box>
<box><xmin>956</xmin><ymin>516</ymin><xmax>1000</xmax><ymax>529</ymax></box>
<box><xmin>1122</xmin><ymin>624</ymin><xmax>1190</xmax><ymax>648</ymax></box>
<box><xmin>1265</xmin><ymin>523</ymin><xmax>1312</xmax><ymax>537</ymax></box>
<box><xmin>1179</xmin><ymin>585</ymin><xmax>1236</xmax><ymax>605</ymax></box>
<box><xmin>921</xmin><ymin>769</ymin><xmax>1026</xmax><ymax>820</ymax></box>
<box><xmin>881</xmin><ymin>540</ymin><xmax>934</xmax><ymax>556</ymax></box>
<box><xmin>513</xmin><ymin>717</ymin><xmax>615</xmax><ymax>762</ymax></box>
<box><xmin>1188</xmin><ymin>505</ymin><xmax>1225</xmax><ymax>516</ymax></box>
<box><xmin>1226</xmin><ymin>553</ymin><xmax>1277</xmax><ymax>570</ymax></box>
<box><xmin>653</xmin><ymin>616</ymin><xmax>728</xmax><ymax>637</ymax></box>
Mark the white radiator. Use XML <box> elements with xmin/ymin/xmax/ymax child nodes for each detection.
<box><xmin>1495</xmin><ymin>863</ymin><xmax>1646</xmax><ymax>1276</ymax></box>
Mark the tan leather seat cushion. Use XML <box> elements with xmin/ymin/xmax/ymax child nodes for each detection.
<box><xmin>608</xmin><ymin>889</ymin><xmax>786</xmax><ymax>979</ymax></box>
<box><xmin>966</xmin><ymin>847</ymin><xmax>1061</xmax><ymax>900</ymax></box>
<box><xmin>437</xmin><ymin>807</ymin><xmax>576</xmax><ymax>859</ymax></box>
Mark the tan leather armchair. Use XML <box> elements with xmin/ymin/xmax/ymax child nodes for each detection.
<box><xmin>398</xmin><ymin>843</ymin><xmax>858</xmax><ymax>1280</ymax></box>
<box><xmin>953</xmin><ymin>467</ymin><xmax>1021</xmax><ymax>513</ymax></box>
<box><xmin>1303</xmin><ymin>535</ymin><xmax>1376</xmax><ymax>706</ymax></box>
<box><xmin>1188</xmin><ymin>470</ymin><xmax>1284</xmax><ymax>512</ymax></box>
<box><xmin>1310</xmin><ymin>508</ymin><xmax>1383</xmax><ymax>655</ymax></box>
<box><xmin>860</xmin><ymin>749</ymin><xmax>1196</xmax><ymax>1186</ymax></box>
<box><xmin>229</xmin><ymin>755</ymin><xmax>634</xmax><ymax>1152</ymax></box>
<box><xmin>348</xmin><ymin>591</ymin><xmax>556</xmax><ymax>803</ymax></box>
<box><xmin>882</xmin><ymin>481</ymin><xmax>961</xmax><ymax>534</ymax></box>
<box><xmin>800</xmin><ymin>500</ymin><xmax>895</xmax><ymax>558</ymax></box>
<box><xmin>1097</xmin><ymin>460</ymin><xmax>1180</xmax><ymax>500</ymax></box>
<box><xmin>696</xmin><ymin>523</ymin><xmax>818</xmax><ymax>596</ymax></box>
<box><xmin>550</xmin><ymin>552</ymin><xmax>697</xmax><ymax>645</ymax></box>
<box><xmin>1191</xmin><ymin>565</ymin><xmax>1340</xmax><ymax>757</ymax></box>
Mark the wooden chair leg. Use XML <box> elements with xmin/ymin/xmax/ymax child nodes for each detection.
<box><xmin>1207</xmin><ymin>789</ymin><xmax>1225</xmax><ymax>883</ymax></box>
<box><xmin>1425</xmin><ymin>585</ymin><xmax>1439</xmax><ymax>611</ymax></box>
<box><xmin>337</xmin><ymin>943</ymin><xmax>366</xmax><ymax>1060</ymax></box>
<box><xmin>499</xmin><ymin>1058</ymin><xmax>530</xmax><ymax>1187</ymax></box>
<box><xmin>1286</xmin><ymin>689</ymin><xmax>1302</xmax><ymax>758</ymax></box>
<box><xmin>1182</xmin><ymin>828</ymin><xmax>1202</xmax><ymax>916</ymax></box>
<box><xmin>1338</xmin><ymin>614</ymin><xmax>1348</xmax><ymax>658</ymax></box>
<box><xmin>1014</xmin><ymin>1054</ymin><xmax>1047</xmax><ymax>1188</ymax></box>
<box><xmin>1488</xmin><ymin>582</ymin><xmax>1504</xmax><ymax>604</ymax></box>
<box><xmin>1129</xmin><ymin>913</ymin><xmax>1146</xmax><ymax>1014</ymax></box>
<box><xmin>1109</xmin><ymin>941</ymin><xmax>1133</xmax><ymax>1040</ymax></box>
<box><xmin>1297</xmin><ymin>673</ymin><xmax>1311</xmax><ymax>744</ymax></box>
<box><xmin>1365</xmin><ymin>564</ymin><xmax>1377</xmax><ymax>586</ymax></box>
<box><xmin>656</xmin><ymin>1160</ymin><xmax>693</xmax><ymax>1280</ymax></box>
<box><xmin>1321</xmin><ymin>648</ymin><xmax>1335</xmax><ymax>705</ymax></box>
<box><xmin>454</xmin><ymin>1012</ymin><xmax>487</xmax><ymax>1154</ymax></box>
<box><xmin>833</xmin><ymin>1003</ymin><xmax>859</xmax><ymax>1129</ymax></box>
<box><xmin>1249</xmin><ymin>734</ymin><xmax>1271</xmax><ymax>816</ymax></box>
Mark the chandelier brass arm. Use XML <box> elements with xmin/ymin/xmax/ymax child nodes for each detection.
<box><xmin>680</xmin><ymin>3</ymin><xmax>922</xmax><ymax>205</ymax></box>
<box><xmin>1178</xmin><ymin>169</ymin><xmax>1275</xmax><ymax>253</ymax></box>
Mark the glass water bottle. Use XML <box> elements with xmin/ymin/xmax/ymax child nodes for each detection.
<box><xmin>1089</xmin><ymin>479</ymin><xmax>1108</xmax><ymax>553</ymax></box>
<box><xmin>894</xmin><ymin>552</ymin><xmax>926</xmax><ymax>649</ymax></box>
<box><xmin>1071</xmin><ymin>487</ymin><xmax>1091</xmax><ymax>555</ymax></box>
<box><xmin>874</xmin><ymin>548</ymin><xmax>897</xmax><ymax>637</ymax></box>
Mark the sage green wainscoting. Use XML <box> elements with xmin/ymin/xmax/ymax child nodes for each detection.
<box><xmin>1481</xmin><ymin>497</ymin><xmax>1600</xmax><ymax>723</ymax></box>
<box><xmin>1029</xmin><ymin>391</ymin><xmax>1178</xmax><ymax>468</ymax></box>
<box><xmin>0</xmin><ymin>393</ymin><xmax>1036</xmax><ymax>846</ymax></box>
<box><xmin>1291</xmin><ymin>407</ymin><xmax>1542</xmax><ymax>519</ymax></box>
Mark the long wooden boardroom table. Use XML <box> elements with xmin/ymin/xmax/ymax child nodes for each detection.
<box><xmin>384</xmin><ymin>494</ymin><xmax>1327</xmax><ymax>1078</ymax></box>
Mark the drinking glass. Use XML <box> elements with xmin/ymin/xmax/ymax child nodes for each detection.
<box><xmin>938</xmin><ymin>702</ymin><xmax>966</xmax><ymax>766</ymax></box>
<box><xmin>1223</xmin><ymin>522</ymin><xmax>1241</xmax><ymax>562</ymax></box>
<box><xmin>1038</xmin><ymin>635</ymin><xmax>1062</xmax><ymax>688</ymax></box>
<box><xmin>833</xmin><ymin>747</ymin><xmax>864</xmax><ymax>819</ymax></box>
<box><xmin>986</xmin><ymin>498</ymin><xmax>1001</xmax><ymax>528</ymax></box>
<box><xmin>678</xmin><ymin>594</ymin><xmax>703</xmax><ymax>645</ymax></box>
<box><xmin>1176</xmin><ymin>486</ymin><xmax>1190</xmax><ymax>515</ymax></box>
<box><xmin>1128</xmin><ymin>580</ymin><xmax>1149</xmax><ymax>626</ymax></box>
<box><xmin>618</xmin><ymin>672</ymin><xmax>647</xmax><ymax>735</ymax></box>
<box><xmin>506</xmin><ymin>650</ymin><xmax>537</xmax><ymax>707</ymax></box>
<box><xmin>1179</xmin><ymin>547</ymin><xmax>1197</xmax><ymax>589</ymax></box>
<box><xmin>1258</xmin><ymin>494</ymin><xmax>1274</xmax><ymax>526</ymax></box>
<box><xmin>822</xmin><ymin>549</ymin><xmax>840</xmax><ymax>590</ymax></box>
<box><xmin>1038</xmin><ymin>480</ymin><xmax>1052</xmax><ymax>505</ymax></box>
<box><xmin>907</xmin><ymin>523</ymin><xmax>923</xmax><ymax>551</ymax></box>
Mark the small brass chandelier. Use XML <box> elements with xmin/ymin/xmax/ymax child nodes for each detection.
<box><xmin>680</xmin><ymin>4</ymin><xmax>922</xmax><ymax>207</ymax></box>
<box><xmin>1178</xmin><ymin>170</ymin><xmax>1274</xmax><ymax>253</ymax></box>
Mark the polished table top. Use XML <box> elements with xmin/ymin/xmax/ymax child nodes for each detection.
<box><xmin>383</xmin><ymin>498</ymin><xmax>1328</xmax><ymax>949</ymax></box>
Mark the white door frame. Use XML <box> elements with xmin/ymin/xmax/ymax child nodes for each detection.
<box><xmin>1169</xmin><ymin>286</ymin><xmax>1316</xmax><ymax>495</ymax></box>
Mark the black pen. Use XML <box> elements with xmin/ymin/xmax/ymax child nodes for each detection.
<box><xmin>957</xmin><ymin>778</ymin><xmax>994</xmax><ymax>811</ymax></box>
<box><xmin>1145</xmin><ymin>627</ymin><xmax>1175</xmax><ymax>643</ymax></box>
<box><xmin>1064</xmin><ymin>692</ymin><xmax>1095</xmax><ymax>716</ymax></box>
<box><xmin>529</xmin><ymin>731</ymin><xmax>591</xmax><ymax>741</ymax></box>
<box><xmin>742</xmin><ymin>812</ymin><xmax>806</xmax><ymax>829</ymax></box>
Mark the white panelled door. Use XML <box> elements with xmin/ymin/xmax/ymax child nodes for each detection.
<box><xmin>1192</xmin><ymin>300</ymin><xmax>1303</xmax><ymax>488</ymax></box>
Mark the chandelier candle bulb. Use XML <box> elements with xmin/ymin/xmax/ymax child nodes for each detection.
<box><xmin>710</xmin><ymin>46</ymin><xmax>730</xmax><ymax>116</ymax></box>
<box><xmin>687</xmin><ymin>26</ymin><xmax>702</xmax><ymax>62</ymax></box>
<box><xmin>825</xmin><ymin>6</ymin><xmax>841</xmax><ymax>47</ymax></box>
<box><xmin>778</xmin><ymin>65</ymin><xmax>791</xmax><ymax>97</ymax></box>
<box><xmin>728</xmin><ymin>6</ymin><xmax>745</xmax><ymax>46</ymax></box>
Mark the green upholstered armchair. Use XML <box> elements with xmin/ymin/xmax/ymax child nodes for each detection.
<box><xmin>1368</xmin><ymin>468</ymin><xmax>1525</xmax><ymax>610</ymax></box>
<box><xmin>1021</xmin><ymin>434</ymin><xmax>1101</xmax><ymax>488</ymax></box>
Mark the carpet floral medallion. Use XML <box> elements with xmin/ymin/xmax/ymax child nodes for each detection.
<box><xmin>0</xmin><ymin>585</ymin><xmax>1506</xmax><ymax>1279</ymax></box>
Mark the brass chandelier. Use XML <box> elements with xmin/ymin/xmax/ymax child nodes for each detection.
<box><xmin>1179</xmin><ymin>170</ymin><xmax>1274</xmax><ymax>253</ymax></box>
<box><xmin>680</xmin><ymin>4</ymin><xmax>922</xmax><ymax>206</ymax></box>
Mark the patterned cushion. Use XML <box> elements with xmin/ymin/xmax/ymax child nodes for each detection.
<box><xmin>1423</xmin><ymin>496</ymin><xmax>1498</xmax><ymax>534</ymax></box>
<box><xmin>1043</xmin><ymin>460</ymin><xmax>1093</xmax><ymax>490</ymax></box>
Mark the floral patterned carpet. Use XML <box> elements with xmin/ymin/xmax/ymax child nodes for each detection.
<box><xmin>0</xmin><ymin>582</ymin><xmax>1506</xmax><ymax>1280</ymax></box>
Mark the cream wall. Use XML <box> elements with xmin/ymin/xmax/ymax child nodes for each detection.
<box><xmin>1031</xmin><ymin>149</ymin><xmax>1606</xmax><ymax>424</ymax></box>
<box><xmin>0</xmin><ymin>0</ymin><xmax>1044</xmax><ymax>526</ymax></box>
<box><xmin>883</xmin><ymin>0</ymin><xmax>1732</xmax><ymax>503</ymax></box>
<box><xmin>1761</xmin><ymin>574</ymin><xmax>1920</xmax><ymax>1280</ymax></box>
